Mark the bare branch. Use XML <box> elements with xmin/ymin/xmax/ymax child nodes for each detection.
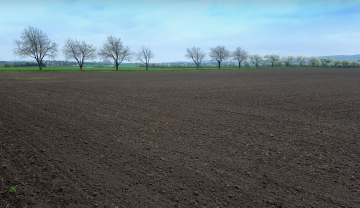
<box><xmin>308</xmin><ymin>56</ymin><xmax>320</xmax><ymax>66</ymax></box>
<box><xmin>185</xmin><ymin>47</ymin><xmax>206</xmax><ymax>69</ymax></box>
<box><xmin>13</xmin><ymin>26</ymin><xmax>58</xmax><ymax>70</ymax></box>
<box><xmin>249</xmin><ymin>54</ymin><xmax>263</xmax><ymax>68</ymax></box>
<box><xmin>350</xmin><ymin>60</ymin><xmax>360</xmax><ymax>68</ymax></box>
<box><xmin>296</xmin><ymin>56</ymin><xmax>307</xmax><ymax>67</ymax></box>
<box><xmin>264</xmin><ymin>54</ymin><xmax>279</xmax><ymax>68</ymax></box>
<box><xmin>333</xmin><ymin>59</ymin><xmax>341</xmax><ymax>67</ymax></box>
<box><xmin>282</xmin><ymin>56</ymin><xmax>294</xmax><ymax>67</ymax></box>
<box><xmin>119</xmin><ymin>46</ymin><xmax>133</xmax><ymax>64</ymax></box>
<box><xmin>209</xmin><ymin>45</ymin><xmax>230</xmax><ymax>69</ymax></box>
<box><xmin>62</xmin><ymin>38</ymin><xmax>96</xmax><ymax>70</ymax></box>
<box><xmin>98</xmin><ymin>36</ymin><xmax>132</xmax><ymax>70</ymax></box>
<box><xmin>136</xmin><ymin>46</ymin><xmax>154</xmax><ymax>71</ymax></box>
<box><xmin>232</xmin><ymin>47</ymin><xmax>249</xmax><ymax>69</ymax></box>
<box><xmin>319</xmin><ymin>58</ymin><xmax>332</xmax><ymax>67</ymax></box>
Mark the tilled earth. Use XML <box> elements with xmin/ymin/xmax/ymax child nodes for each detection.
<box><xmin>0</xmin><ymin>68</ymin><xmax>359</xmax><ymax>207</ymax></box>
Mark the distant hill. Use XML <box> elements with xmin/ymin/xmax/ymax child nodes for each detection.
<box><xmin>318</xmin><ymin>55</ymin><xmax>360</xmax><ymax>61</ymax></box>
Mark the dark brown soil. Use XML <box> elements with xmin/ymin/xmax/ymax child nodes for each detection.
<box><xmin>0</xmin><ymin>68</ymin><xmax>359</xmax><ymax>208</ymax></box>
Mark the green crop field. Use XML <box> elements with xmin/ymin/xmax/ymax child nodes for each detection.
<box><xmin>0</xmin><ymin>67</ymin><xmax>144</xmax><ymax>71</ymax></box>
<box><xmin>0</xmin><ymin>67</ymin><xmax>255</xmax><ymax>72</ymax></box>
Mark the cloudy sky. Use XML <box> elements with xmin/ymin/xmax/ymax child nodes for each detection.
<box><xmin>1</xmin><ymin>0</ymin><xmax>360</xmax><ymax>62</ymax></box>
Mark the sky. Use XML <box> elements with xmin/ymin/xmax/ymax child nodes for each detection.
<box><xmin>1</xmin><ymin>0</ymin><xmax>360</xmax><ymax>63</ymax></box>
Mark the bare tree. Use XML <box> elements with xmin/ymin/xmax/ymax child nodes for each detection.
<box><xmin>98</xmin><ymin>36</ymin><xmax>132</xmax><ymax>70</ymax></box>
<box><xmin>296</xmin><ymin>56</ymin><xmax>307</xmax><ymax>67</ymax></box>
<box><xmin>232</xmin><ymin>47</ymin><xmax>249</xmax><ymax>69</ymax></box>
<box><xmin>341</xmin><ymin>59</ymin><xmax>350</xmax><ymax>67</ymax></box>
<box><xmin>308</xmin><ymin>56</ymin><xmax>320</xmax><ymax>66</ymax></box>
<box><xmin>136</xmin><ymin>46</ymin><xmax>154</xmax><ymax>71</ymax></box>
<box><xmin>13</xmin><ymin>26</ymin><xmax>58</xmax><ymax>70</ymax></box>
<box><xmin>249</xmin><ymin>54</ymin><xmax>263</xmax><ymax>68</ymax></box>
<box><xmin>319</xmin><ymin>58</ymin><xmax>332</xmax><ymax>67</ymax></box>
<box><xmin>351</xmin><ymin>61</ymin><xmax>360</xmax><ymax>68</ymax></box>
<box><xmin>209</xmin><ymin>45</ymin><xmax>231</xmax><ymax>69</ymax></box>
<box><xmin>62</xmin><ymin>38</ymin><xmax>96</xmax><ymax>70</ymax></box>
<box><xmin>185</xmin><ymin>47</ymin><xmax>206</xmax><ymax>69</ymax></box>
<box><xmin>282</xmin><ymin>56</ymin><xmax>294</xmax><ymax>67</ymax></box>
<box><xmin>333</xmin><ymin>59</ymin><xmax>341</xmax><ymax>67</ymax></box>
<box><xmin>264</xmin><ymin>54</ymin><xmax>280</xmax><ymax>68</ymax></box>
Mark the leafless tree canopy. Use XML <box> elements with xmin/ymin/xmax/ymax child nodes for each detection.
<box><xmin>350</xmin><ymin>60</ymin><xmax>360</xmax><ymax>68</ymax></box>
<box><xmin>232</xmin><ymin>47</ymin><xmax>248</xmax><ymax>69</ymax></box>
<box><xmin>249</xmin><ymin>54</ymin><xmax>263</xmax><ymax>68</ymax></box>
<box><xmin>264</xmin><ymin>54</ymin><xmax>280</xmax><ymax>68</ymax></box>
<box><xmin>308</xmin><ymin>56</ymin><xmax>320</xmax><ymax>66</ymax></box>
<box><xmin>296</xmin><ymin>56</ymin><xmax>306</xmax><ymax>67</ymax></box>
<box><xmin>319</xmin><ymin>58</ymin><xmax>332</xmax><ymax>67</ymax></box>
<box><xmin>62</xmin><ymin>38</ymin><xmax>97</xmax><ymax>70</ymax></box>
<box><xmin>13</xmin><ymin>26</ymin><xmax>58</xmax><ymax>70</ymax></box>
<box><xmin>98</xmin><ymin>36</ymin><xmax>132</xmax><ymax>70</ymax></box>
<box><xmin>185</xmin><ymin>47</ymin><xmax>206</xmax><ymax>69</ymax></box>
<box><xmin>209</xmin><ymin>45</ymin><xmax>230</xmax><ymax>69</ymax></box>
<box><xmin>136</xmin><ymin>46</ymin><xmax>154</xmax><ymax>71</ymax></box>
<box><xmin>282</xmin><ymin>56</ymin><xmax>294</xmax><ymax>67</ymax></box>
<box><xmin>333</xmin><ymin>59</ymin><xmax>341</xmax><ymax>67</ymax></box>
<box><xmin>341</xmin><ymin>59</ymin><xmax>350</xmax><ymax>67</ymax></box>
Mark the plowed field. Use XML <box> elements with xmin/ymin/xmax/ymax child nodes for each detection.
<box><xmin>1</xmin><ymin>68</ymin><xmax>359</xmax><ymax>207</ymax></box>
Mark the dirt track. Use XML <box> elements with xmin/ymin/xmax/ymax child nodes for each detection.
<box><xmin>0</xmin><ymin>68</ymin><xmax>359</xmax><ymax>207</ymax></box>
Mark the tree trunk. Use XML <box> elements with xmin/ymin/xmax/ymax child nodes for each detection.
<box><xmin>80</xmin><ymin>64</ymin><xmax>83</xmax><ymax>70</ymax></box>
<box><xmin>218</xmin><ymin>61</ymin><xmax>221</xmax><ymax>69</ymax></box>
<box><xmin>196</xmin><ymin>63</ymin><xmax>199</xmax><ymax>70</ymax></box>
<box><xmin>37</xmin><ymin>59</ymin><xmax>42</xmax><ymax>70</ymax></box>
<box><xmin>146</xmin><ymin>63</ymin><xmax>148</xmax><ymax>71</ymax></box>
<box><xmin>272</xmin><ymin>62</ymin><xmax>274</xmax><ymax>68</ymax></box>
<box><xmin>116</xmin><ymin>62</ymin><xmax>119</xmax><ymax>71</ymax></box>
<box><xmin>238</xmin><ymin>62</ymin><xmax>241</xmax><ymax>69</ymax></box>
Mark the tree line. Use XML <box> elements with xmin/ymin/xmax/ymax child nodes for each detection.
<box><xmin>13</xmin><ymin>26</ymin><xmax>153</xmax><ymax>71</ymax></box>
<box><xmin>185</xmin><ymin>47</ymin><xmax>360</xmax><ymax>69</ymax></box>
<box><xmin>13</xmin><ymin>26</ymin><xmax>360</xmax><ymax>71</ymax></box>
